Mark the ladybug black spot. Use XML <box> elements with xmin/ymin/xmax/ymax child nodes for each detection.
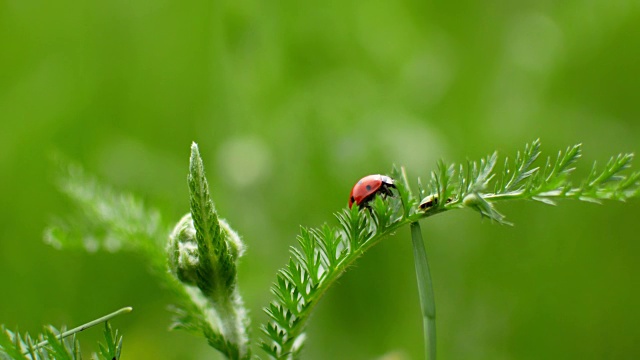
<box><xmin>366</xmin><ymin>185</ymin><xmax>372</xmax><ymax>191</ymax></box>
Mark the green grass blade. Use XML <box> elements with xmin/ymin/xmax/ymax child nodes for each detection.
<box><xmin>410</xmin><ymin>222</ymin><xmax>436</xmax><ymax>360</ymax></box>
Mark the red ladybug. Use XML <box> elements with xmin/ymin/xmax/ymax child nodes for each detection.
<box><xmin>348</xmin><ymin>174</ymin><xmax>396</xmax><ymax>208</ymax></box>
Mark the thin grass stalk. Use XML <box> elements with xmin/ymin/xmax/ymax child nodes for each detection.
<box><xmin>411</xmin><ymin>222</ymin><xmax>436</xmax><ymax>360</ymax></box>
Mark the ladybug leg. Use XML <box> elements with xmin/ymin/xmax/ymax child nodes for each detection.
<box><xmin>357</xmin><ymin>193</ymin><xmax>378</xmax><ymax>209</ymax></box>
<box><xmin>379</xmin><ymin>183</ymin><xmax>396</xmax><ymax>197</ymax></box>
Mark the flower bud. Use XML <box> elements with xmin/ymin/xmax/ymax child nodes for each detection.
<box><xmin>168</xmin><ymin>213</ymin><xmax>200</xmax><ymax>286</ymax></box>
<box><xmin>219</xmin><ymin>218</ymin><xmax>245</xmax><ymax>261</ymax></box>
<box><xmin>167</xmin><ymin>213</ymin><xmax>246</xmax><ymax>293</ymax></box>
<box><xmin>463</xmin><ymin>193</ymin><xmax>481</xmax><ymax>207</ymax></box>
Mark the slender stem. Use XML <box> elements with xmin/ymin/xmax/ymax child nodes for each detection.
<box><xmin>28</xmin><ymin>307</ymin><xmax>132</xmax><ymax>352</ymax></box>
<box><xmin>411</xmin><ymin>222</ymin><xmax>436</xmax><ymax>360</ymax></box>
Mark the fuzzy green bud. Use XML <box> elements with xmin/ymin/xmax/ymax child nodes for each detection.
<box><xmin>167</xmin><ymin>212</ymin><xmax>246</xmax><ymax>293</ymax></box>
<box><xmin>166</xmin><ymin>142</ymin><xmax>249</xmax><ymax>299</ymax></box>
<box><xmin>166</xmin><ymin>143</ymin><xmax>251</xmax><ymax>359</ymax></box>
<box><xmin>220</xmin><ymin>217</ymin><xmax>245</xmax><ymax>261</ymax></box>
<box><xmin>168</xmin><ymin>213</ymin><xmax>200</xmax><ymax>285</ymax></box>
<box><xmin>462</xmin><ymin>193</ymin><xmax>481</xmax><ymax>207</ymax></box>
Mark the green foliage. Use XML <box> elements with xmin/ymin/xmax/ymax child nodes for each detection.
<box><xmin>446</xmin><ymin>139</ymin><xmax>640</xmax><ymax>224</ymax></box>
<box><xmin>167</xmin><ymin>142</ymin><xmax>250</xmax><ymax>359</ymax></box>
<box><xmin>258</xmin><ymin>173</ymin><xmax>408</xmax><ymax>358</ymax></box>
<box><xmin>259</xmin><ymin>139</ymin><xmax>639</xmax><ymax>359</ymax></box>
<box><xmin>0</xmin><ymin>322</ymin><xmax>122</xmax><ymax>360</ymax></box>
<box><xmin>46</xmin><ymin>143</ymin><xmax>250</xmax><ymax>360</ymax></box>
<box><xmin>410</xmin><ymin>222</ymin><xmax>436</xmax><ymax>360</ymax></box>
<box><xmin>96</xmin><ymin>323</ymin><xmax>123</xmax><ymax>360</ymax></box>
<box><xmin>45</xmin><ymin>140</ymin><xmax>639</xmax><ymax>360</ymax></box>
<box><xmin>44</xmin><ymin>163</ymin><xmax>168</xmax><ymax>272</ymax></box>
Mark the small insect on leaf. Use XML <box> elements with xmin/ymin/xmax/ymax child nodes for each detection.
<box><xmin>419</xmin><ymin>195</ymin><xmax>439</xmax><ymax>211</ymax></box>
<box><xmin>418</xmin><ymin>194</ymin><xmax>452</xmax><ymax>211</ymax></box>
<box><xmin>348</xmin><ymin>174</ymin><xmax>396</xmax><ymax>209</ymax></box>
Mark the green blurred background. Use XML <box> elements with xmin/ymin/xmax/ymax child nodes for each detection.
<box><xmin>2</xmin><ymin>0</ymin><xmax>640</xmax><ymax>359</ymax></box>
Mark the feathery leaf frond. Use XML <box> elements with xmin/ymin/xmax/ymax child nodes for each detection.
<box><xmin>45</xmin><ymin>140</ymin><xmax>639</xmax><ymax>360</ymax></box>
<box><xmin>44</xmin><ymin>163</ymin><xmax>167</xmax><ymax>271</ymax></box>
<box><xmin>260</xmin><ymin>140</ymin><xmax>639</xmax><ymax>358</ymax></box>
<box><xmin>0</xmin><ymin>321</ymin><xmax>123</xmax><ymax>360</ymax></box>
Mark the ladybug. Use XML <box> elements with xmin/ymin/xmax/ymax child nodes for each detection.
<box><xmin>348</xmin><ymin>174</ymin><xmax>396</xmax><ymax>208</ymax></box>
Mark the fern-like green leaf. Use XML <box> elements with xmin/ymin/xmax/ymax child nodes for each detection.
<box><xmin>0</xmin><ymin>327</ymin><xmax>29</xmax><ymax>360</ymax></box>
<box><xmin>260</xmin><ymin>140</ymin><xmax>639</xmax><ymax>358</ymax></box>
<box><xmin>0</xmin><ymin>321</ymin><xmax>124</xmax><ymax>360</ymax></box>
<box><xmin>44</xmin><ymin>163</ymin><xmax>167</xmax><ymax>272</ymax></box>
<box><xmin>43</xmin><ymin>327</ymin><xmax>76</xmax><ymax>360</ymax></box>
<box><xmin>260</xmin><ymin>193</ymin><xmax>406</xmax><ymax>358</ymax></box>
<box><xmin>95</xmin><ymin>322</ymin><xmax>123</xmax><ymax>360</ymax></box>
<box><xmin>45</xmin><ymin>140</ymin><xmax>639</xmax><ymax>360</ymax></box>
<box><xmin>49</xmin><ymin>148</ymin><xmax>250</xmax><ymax>359</ymax></box>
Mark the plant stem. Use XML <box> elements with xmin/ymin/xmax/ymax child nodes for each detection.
<box><xmin>29</xmin><ymin>307</ymin><xmax>132</xmax><ymax>352</ymax></box>
<box><xmin>411</xmin><ymin>222</ymin><xmax>436</xmax><ymax>360</ymax></box>
<box><xmin>214</xmin><ymin>292</ymin><xmax>247</xmax><ymax>354</ymax></box>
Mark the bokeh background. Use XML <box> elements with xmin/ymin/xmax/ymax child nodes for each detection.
<box><xmin>2</xmin><ymin>1</ymin><xmax>640</xmax><ymax>359</ymax></box>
